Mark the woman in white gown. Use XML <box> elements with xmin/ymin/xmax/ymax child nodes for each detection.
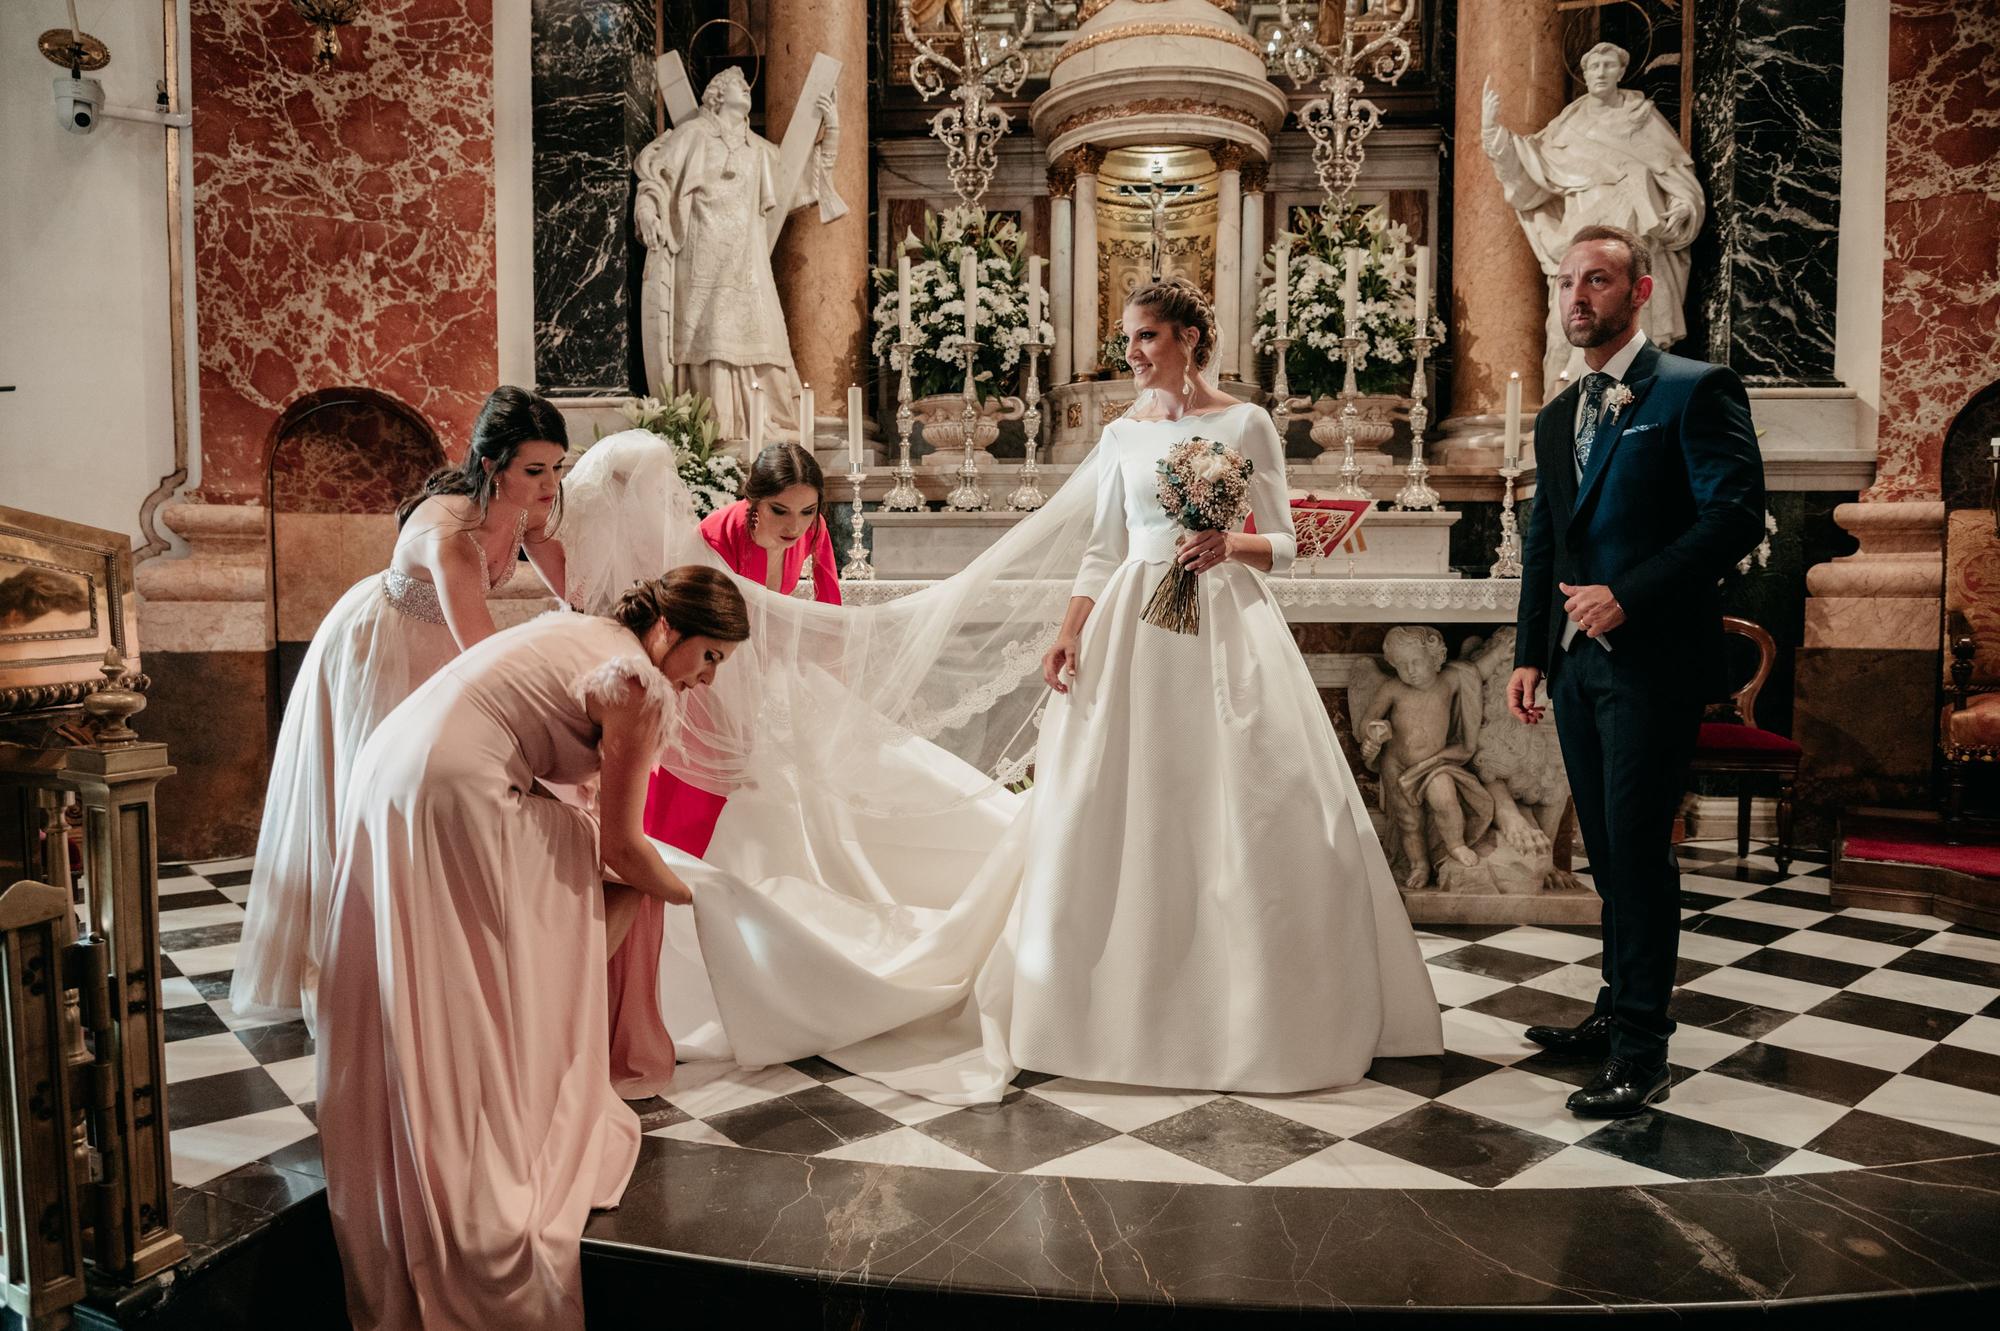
<box><xmin>230</xmin><ymin>386</ymin><xmax>571</xmax><ymax>1030</ymax></box>
<box><xmin>562</xmin><ymin>280</ymin><xmax>1439</xmax><ymax>1102</ymax></box>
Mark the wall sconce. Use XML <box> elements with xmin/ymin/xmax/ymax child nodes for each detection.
<box><xmin>292</xmin><ymin>0</ymin><xmax>364</xmax><ymax>70</ymax></box>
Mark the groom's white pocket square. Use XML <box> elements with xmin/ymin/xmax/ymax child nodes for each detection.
<box><xmin>1623</xmin><ymin>423</ymin><xmax>1661</xmax><ymax>435</ymax></box>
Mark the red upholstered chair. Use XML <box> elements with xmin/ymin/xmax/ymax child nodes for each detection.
<box><xmin>1690</xmin><ymin>617</ymin><xmax>1802</xmax><ymax>871</ymax></box>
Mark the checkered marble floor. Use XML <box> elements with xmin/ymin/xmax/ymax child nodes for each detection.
<box><xmin>158</xmin><ymin>841</ymin><xmax>2000</xmax><ymax>1223</ymax></box>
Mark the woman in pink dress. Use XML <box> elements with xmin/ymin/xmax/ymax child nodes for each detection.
<box><xmin>315</xmin><ymin>567</ymin><xmax>748</xmax><ymax>1331</ymax></box>
<box><xmin>232</xmin><ymin>386</ymin><xmax>570</xmax><ymax>1031</ymax></box>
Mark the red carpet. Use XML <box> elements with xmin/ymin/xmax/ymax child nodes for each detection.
<box><xmin>1843</xmin><ymin>835</ymin><xmax>2000</xmax><ymax>878</ymax></box>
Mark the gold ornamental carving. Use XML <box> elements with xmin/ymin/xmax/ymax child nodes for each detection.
<box><xmin>1051</xmin><ymin>22</ymin><xmax>1265</xmax><ymax>72</ymax></box>
<box><xmin>1240</xmin><ymin>159</ymin><xmax>1270</xmax><ymax>193</ymax></box>
<box><xmin>1051</xmin><ymin>99</ymin><xmax>1267</xmax><ymax>144</ymax></box>
<box><xmin>1047</xmin><ymin>156</ymin><xmax>1078</xmax><ymax>198</ymax></box>
<box><xmin>1065</xmin><ymin>402</ymin><xmax>1084</xmax><ymax>430</ymax></box>
<box><xmin>1078</xmin><ymin>0</ymin><xmax>1238</xmax><ymax>19</ymax></box>
<box><xmin>1075</xmin><ymin>144</ymin><xmax>1109</xmax><ymax>175</ymax></box>
<box><xmin>1211</xmin><ymin>143</ymin><xmax>1249</xmax><ymax>174</ymax></box>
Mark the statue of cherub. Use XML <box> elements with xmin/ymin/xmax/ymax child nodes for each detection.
<box><xmin>1354</xmin><ymin>626</ymin><xmax>1497</xmax><ymax>891</ymax></box>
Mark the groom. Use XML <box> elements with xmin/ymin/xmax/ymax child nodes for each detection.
<box><xmin>1506</xmin><ymin>224</ymin><xmax>1766</xmax><ymax>1117</ymax></box>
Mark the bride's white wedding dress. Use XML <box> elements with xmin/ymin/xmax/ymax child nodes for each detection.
<box><xmin>620</xmin><ymin>403</ymin><xmax>1441</xmax><ymax>1102</ymax></box>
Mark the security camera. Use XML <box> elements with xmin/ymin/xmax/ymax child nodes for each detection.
<box><xmin>54</xmin><ymin>74</ymin><xmax>103</xmax><ymax>135</ymax></box>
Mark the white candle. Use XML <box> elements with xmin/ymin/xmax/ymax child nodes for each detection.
<box><xmin>847</xmin><ymin>386</ymin><xmax>863</xmax><ymax>469</ymax></box>
<box><xmin>1504</xmin><ymin>371</ymin><xmax>1523</xmax><ymax>464</ymax></box>
<box><xmin>1412</xmin><ymin>244</ymin><xmax>1430</xmax><ymax>334</ymax></box>
<box><xmin>1027</xmin><ymin>255</ymin><xmax>1043</xmax><ymax>335</ymax></box>
<box><xmin>798</xmin><ymin>382</ymin><xmax>814</xmax><ymax>444</ymax></box>
<box><xmin>897</xmin><ymin>252</ymin><xmax>912</xmax><ymax>341</ymax></box>
<box><xmin>749</xmin><ymin>381</ymin><xmax>765</xmax><ymax>454</ymax></box>
<box><xmin>1342</xmin><ymin>248</ymin><xmax>1361</xmax><ymax>330</ymax></box>
<box><xmin>961</xmin><ymin>249</ymin><xmax>978</xmax><ymax>341</ymax></box>
<box><xmin>1275</xmin><ymin>235</ymin><xmax>1292</xmax><ymax>336</ymax></box>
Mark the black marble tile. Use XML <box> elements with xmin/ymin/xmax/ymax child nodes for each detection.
<box><xmin>704</xmin><ymin>1084</ymin><xmax>899</xmax><ymax>1156</ymax></box>
<box><xmin>1903</xmin><ymin>1045</ymin><xmax>2000</xmax><ymax>1099</ymax></box>
<box><xmin>917</xmin><ymin>1093</ymin><xmax>1116</xmax><ymax>1173</ymax></box>
<box><xmin>624</xmin><ymin>1096</ymin><xmax>689</xmax><ymax>1133</ymax></box>
<box><xmin>1675</xmin><ymin>956</ymin><xmax>1722</xmax><ymax>986</ymax></box>
<box><xmin>1681</xmin><ymin>889</ymin><xmax>1734</xmax><ymax>912</ymax></box>
<box><xmin>160</xmin><ymin>863</ymin><xmax>200</xmax><ymax>880</ymax></box>
<box><xmin>786</xmin><ymin>1056</ymin><xmax>851</xmax><ymax>1084</ymax></box>
<box><xmin>1676</xmin><ymin>844</ymin><xmax>1741</xmax><ymax>864</ymax></box>
<box><xmin>1805</xmin><ymin>991</ymin><xmax>1968</xmax><ymax>1043</ymax></box>
<box><xmin>1683</xmin><ymin>862</ymin><xmax>1792</xmax><ymax>887</ymax></box>
<box><xmin>1132</xmin><ymin>1098</ymin><xmax>1340</xmax><ymax>1183</ymax></box>
<box><xmin>1887</xmin><ymin>949</ymin><xmax>2000</xmax><ymax>991</ymax></box>
<box><xmin>203</xmin><ymin>868</ymin><xmax>254</xmax><ymax>888</ymax></box>
<box><xmin>1364</xmin><ymin>1051</ymin><xmax>1504</xmax><ymax>1099</ymax></box>
<box><xmin>1683</xmin><ymin>913</ymin><xmax>1793</xmax><ymax>946</ymax></box>
<box><xmin>159</xmin><ymin>922</ymin><xmax>243</xmax><ymax>951</ymax></box>
<box><xmin>191</xmin><ymin>972</ymin><xmax>235</xmax><ymax>1002</ymax></box>
<box><xmin>1430</xmin><ymin>943</ymin><xmax>1566</xmax><ymax>984</ymax></box>
<box><xmin>1580</xmin><ymin>1108</ymin><xmax>1794</xmax><ymax>1181</ymax></box>
<box><xmin>1668</xmin><ymin>989</ymin><xmax>1796</xmax><ymax>1041</ymax></box>
<box><xmin>1810</xmin><ymin>913</ymin><xmax>1936</xmax><ymax>947</ymax></box>
<box><xmin>1509</xmin><ymin>1050</ymin><xmax>1607</xmax><ymax>1088</ymax></box>
<box><xmin>1462</xmin><ymin>984</ymin><xmax>1597</xmax><ymax>1031</ymax></box>
<box><xmin>235</xmin><ymin>1019</ymin><xmax>314</xmax><ymax>1066</ymax></box>
<box><xmin>1010</xmin><ymin>1069</ymin><xmax>1061</xmax><ymax>1090</ymax></box>
<box><xmin>164</xmin><ymin>1003</ymin><xmax>231</xmax><ymax>1042</ymax></box>
<box><xmin>158</xmin><ymin>889</ymin><xmax>234</xmax><ymax>912</ymax></box>
<box><xmin>201</xmin><ymin>1160</ymin><xmax>326</xmax><ymax>1216</ymax></box>
<box><xmin>1807</xmin><ymin>1109</ymin><xmax>1999</xmax><ymax>1167</ymax></box>
<box><xmin>169</xmin><ymin>1183</ymin><xmax>269</xmax><ymax>1261</ymax></box>
<box><xmin>262</xmin><ymin>1133</ymin><xmax>326</xmax><ymax>1179</ymax></box>
<box><xmin>1705</xmin><ymin>1042</ymin><xmax>1894</xmax><ymax>1107</ymax></box>
<box><xmin>167</xmin><ymin>1066</ymin><xmax>293</xmax><ymax>1130</ymax></box>
<box><xmin>1746</xmin><ymin>886</ymin><xmax>1839</xmax><ymax>912</ymax></box>
<box><xmin>157</xmin><ymin>953</ymin><xmax>181</xmax><ymax>978</ymax></box>
<box><xmin>1733</xmin><ymin>947</ymin><xmax>1872</xmax><ymax>991</ymax></box>
<box><xmin>1355</xmin><ymin>1102</ymin><xmax>1570</xmax><ymax>1188</ymax></box>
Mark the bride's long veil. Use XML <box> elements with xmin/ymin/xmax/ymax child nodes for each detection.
<box><xmin>561</xmin><ymin>428</ymin><xmax>1109</xmax><ymax>815</ymax></box>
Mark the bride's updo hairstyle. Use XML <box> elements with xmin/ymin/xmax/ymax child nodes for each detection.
<box><xmin>614</xmin><ymin>566</ymin><xmax>751</xmax><ymax>645</ymax></box>
<box><xmin>1124</xmin><ymin>276</ymin><xmax>1218</xmax><ymax>372</ymax></box>
<box><xmin>398</xmin><ymin>385</ymin><xmax>570</xmax><ymax>527</ymax></box>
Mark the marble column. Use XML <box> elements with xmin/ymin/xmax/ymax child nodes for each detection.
<box><xmin>768</xmin><ymin>0</ymin><xmax>870</xmax><ymax>445</ymax></box>
<box><xmin>530</xmin><ymin>0</ymin><xmax>656</xmax><ymax>395</ymax></box>
<box><xmin>1072</xmin><ymin>146</ymin><xmax>1106</xmax><ymax>379</ymax></box>
<box><xmin>1048</xmin><ymin>156</ymin><xmax>1076</xmax><ymax>387</ymax></box>
<box><xmin>1440</xmin><ymin>0</ymin><xmax>1566</xmax><ymax>455</ymax></box>
<box><xmin>1213</xmin><ymin>144</ymin><xmax>1245</xmax><ymax>381</ymax></box>
<box><xmin>1239</xmin><ymin>161</ymin><xmax>1267</xmax><ymax>385</ymax></box>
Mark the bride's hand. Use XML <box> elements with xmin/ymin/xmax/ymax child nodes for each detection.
<box><xmin>1043</xmin><ymin>636</ymin><xmax>1080</xmax><ymax>693</ymax></box>
<box><xmin>1177</xmin><ymin>529</ymin><xmax>1231</xmax><ymax>574</ymax></box>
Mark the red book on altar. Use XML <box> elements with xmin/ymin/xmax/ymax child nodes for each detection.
<box><xmin>1246</xmin><ymin>497</ymin><xmax>1373</xmax><ymax>560</ymax></box>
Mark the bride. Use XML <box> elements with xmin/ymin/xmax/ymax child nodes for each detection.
<box><xmin>567</xmin><ymin>278</ymin><xmax>1440</xmax><ymax>1102</ymax></box>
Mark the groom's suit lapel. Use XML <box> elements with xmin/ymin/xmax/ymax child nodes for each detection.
<box><xmin>1539</xmin><ymin>379</ymin><xmax>1583</xmax><ymax>514</ymax></box>
<box><xmin>1569</xmin><ymin>339</ymin><xmax>1663</xmax><ymax>530</ymax></box>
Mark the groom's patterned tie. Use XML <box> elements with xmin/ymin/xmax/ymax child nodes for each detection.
<box><xmin>1575</xmin><ymin>371</ymin><xmax>1614</xmax><ymax>470</ymax></box>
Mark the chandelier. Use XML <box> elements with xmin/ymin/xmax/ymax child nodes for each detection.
<box><xmin>899</xmin><ymin>2</ymin><xmax>1049</xmax><ymax>207</ymax></box>
<box><xmin>1272</xmin><ymin>0</ymin><xmax>1415</xmax><ymax>204</ymax></box>
<box><xmin>291</xmin><ymin>1</ymin><xmax>364</xmax><ymax>70</ymax></box>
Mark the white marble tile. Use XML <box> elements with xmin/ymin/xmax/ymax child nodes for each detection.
<box><xmin>1675</xmin><ymin>931</ymin><xmax>1764</xmax><ymax>966</ymax></box>
<box><xmin>1425</xmin><ymin>965</ymin><xmax>1517</xmax><ymax>1009</ymax></box>
<box><xmin>1416</xmin><ymin>933</ymin><xmax>1474</xmax><ymax>960</ymax></box>
<box><xmin>1237</xmin><ymin>1080</ymin><xmax>1428</xmax><ymax>1140</ymax></box>
<box><xmin>1499</xmin><ymin>1144</ymin><xmax>1680</xmax><ymax>1189</ymax></box>
<box><xmin>1437</xmin><ymin>1068</ymin><xmax>1611</xmax><ymax>1145</ymax></box>
<box><xmin>1661</xmin><ymin>1072</ymin><xmax>1851</xmax><ymax>1148</ymax></box>
<box><xmin>217</xmin><ymin>885</ymin><xmax>252</xmax><ymax>905</ymax></box>
<box><xmin>1941</xmin><ymin>1015</ymin><xmax>2000</xmax><ymax>1057</ymax></box>
<box><xmin>1027</xmin><ymin>1079</ymin><xmax>1219</xmax><ymax>1134</ymax></box>
<box><xmin>1706</xmin><ymin>898</ymin><xmax>1832</xmax><ymax>930</ymax></box>
<box><xmin>1680</xmin><ymin>966</ymin><xmax>1842</xmax><ymax>1014</ymax></box>
<box><xmin>1026</xmin><ymin>1134</ymin><xmax>1237</xmax><ymax>1185</ymax></box>
<box><xmin>195</xmin><ymin>856</ymin><xmax>256</xmax><ymax>875</ymax></box>
<box><xmin>1439</xmin><ymin>1009</ymin><xmax>1537</xmax><ymax>1065</ymax></box>
<box><xmin>1767</xmin><ymin>930</ymin><xmax>1910</xmax><ymax>969</ymax></box>
<box><xmin>1846</xmin><ymin>968</ymin><xmax>2000</xmax><ymax>1015</ymax></box>
<box><xmin>170</xmin><ymin>1106</ymin><xmax>316</xmax><ymax>1188</ymax></box>
<box><xmin>1667</xmin><ymin>1024</ymin><xmax>1754</xmax><ymax>1071</ymax></box>
<box><xmin>165</xmin><ymin>1032</ymin><xmax>261</xmax><ymax>1084</ymax></box>
<box><xmin>1479</xmin><ymin>927</ymin><xmax>1603</xmax><ymax>964</ymax></box>
<box><xmin>1679</xmin><ymin>873</ymin><xmax>1765</xmax><ymax>900</ymax></box>
<box><xmin>663</xmin><ymin>1062</ymin><xmax>818</xmax><ymax>1119</ymax></box>
<box><xmin>264</xmin><ymin>1055</ymin><xmax>319</xmax><ymax>1105</ymax></box>
<box><xmin>821</xmin><ymin>1125</ymin><xmax>993</xmax><ymax>1172</ymax></box>
<box><xmin>1838</xmin><ymin>907</ymin><xmax>1950</xmax><ymax>931</ymax></box>
<box><xmin>1522</xmin><ymin>963</ymin><xmax>1604</xmax><ymax>1003</ymax></box>
<box><xmin>1857</xmin><ymin>1075</ymin><xmax>2000</xmax><ymax>1147</ymax></box>
<box><xmin>1260</xmin><ymin>1139</ymin><xmax>1474</xmax><ymax>1189</ymax></box>
<box><xmin>647</xmin><ymin>1118</ymin><xmax>735</xmax><ymax>1147</ymax></box>
<box><xmin>1771</xmin><ymin>875</ymin><xmax>1833</xmax><ymax>897</ymax></box>
<box><xmin>159</xmin><ymin>976</ymin><xmax>206</xmax><ymax>1009</ymax></box>
<box><xmin>1757</xmin><ymin>1014</ymin><xmax>1933</xmax><ymax>1072</ymax></box>
<box><xmin>824</xmin><ymin>1075</ymin><xmax>961</xmax><ymax>1126</ymax></box>
<box><xmin>159</xmin><ymin>875</ymin><xmax>219</xmax><ymax>897</ymax></box>
<box><xmin>167</xmin><ymin>943</ymin><xmax>239</xmax><ymax>977</ymax></box>
<box><xmin>213</xmin><ymin>1002</ymin><xmax>292</xmax><ymax>1033</ymax></box>
<box><xmin>1764</xmin><ymin>1149</ymin><xmax>1852</xmax><ymax>1177</ymax></box>
<box><xmin>1915</xmin><ymin>931</ymin><xmax>2000</xmax><ymax>967</ymax></box>
<box><xmin>158</xmin><ymin>903</ymin><xmax>248</xmax><ymax>934</ymax></box>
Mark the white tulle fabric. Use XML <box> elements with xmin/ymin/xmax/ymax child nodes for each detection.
<box><xmin>563</xmin><ymin>401</ymin><xmax>1443</xmax><ymax>1105</ymax></box>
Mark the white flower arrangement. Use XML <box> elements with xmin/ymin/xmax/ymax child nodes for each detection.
<box><xmin>620</xmin><ymin>391</ymin><xmax>744</xmax><ymax>518</ymax></box>
<box><xmin>869</xmin><ymin>207</ymin><xmax>1056</xmax><ymax>402</ymax></box>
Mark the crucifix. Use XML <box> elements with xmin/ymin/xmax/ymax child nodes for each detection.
<box><xmin>1114</xmin><ymin>159</ymin><xmax>1199</xmax><ymax>280</ymax></box>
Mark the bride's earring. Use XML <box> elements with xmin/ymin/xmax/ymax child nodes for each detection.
<box><xmin>1181</xmin><ymin>361</ymin><xmax>1193</xmax><ymax>398</ymax></box>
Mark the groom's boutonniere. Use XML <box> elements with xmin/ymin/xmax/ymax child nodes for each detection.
<box><xmin>1604</xmin><ymin>383</ymin><xmax>1635</xmax><ymax>421</ymax></box>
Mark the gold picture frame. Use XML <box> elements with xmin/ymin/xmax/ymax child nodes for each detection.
<box><xmin>0</xmin><ymin>506</ymin><xmax>140</xmax><ymax>716</ymax></box>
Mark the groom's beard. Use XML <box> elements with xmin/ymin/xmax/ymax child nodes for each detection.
<box><xmin>1565</xmin><ymin>302</ymin><xmax>1636</xmax><ymax>349</ymax></box>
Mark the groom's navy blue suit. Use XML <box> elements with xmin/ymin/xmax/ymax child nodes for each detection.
<box><xmin>1515</xmin><ymin>337</ymin><xmax>1766</xmax><ymax>1064</ymax></box>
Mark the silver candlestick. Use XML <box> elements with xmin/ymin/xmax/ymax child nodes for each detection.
<box><xmin>1490</xmin><ymin>459</ymin><xmax>1524</xmax><ymax>578</ymax></box>
<box><xmin>1330</xmin><ymin>332</ymin><xmax>1372</xmax><ymax>502</ymax></box>
<box><xmin>1008</xmin><ymin>339</ymin><xmax>1049</xmax><ymax>511</ymax></box>
<box><xmin>841</xmin><ymin>461</ymin><xmax>877</xmax><ymax>580</ymax></box>
<box><xmin>946</xmin><ymin>342</ymin><xmax>989</xmax><ymax>511</ymax></box>
<box><xmin>882</xmin><ymin>340</ymin><xmax>923</xmax><ymax>511</ymax></box>
<box><xmin>1392</xmin><ymin>318</ymin><xmax>1441</xmax><ymax>511</ymax></box>
<box><xmin>1268</xmin><ymin>333</ymin><xmax>1309</xmax><ymax>438</ymax></box>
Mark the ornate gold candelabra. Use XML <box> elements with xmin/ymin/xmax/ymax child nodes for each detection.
<box><xmin>947</xmin><ymin>343</ymin><xmax>990</xmax><ymax>511</ymax></box>
<box><xmin>841</xmin><ymin>461</ymin><xmax>876</xmax><ymax>580</ymax></box>
<box><xmin>882</xmin><ymin>340</ymin><xmax>923</xmax><ymax>511</ymax></box>
<box><xmin>900</xmin><ymin>2</ymin><xmax>1048</xmax><ymax>207</ymax></box>
<box><xmin>1275</xmin><ymin>0</ymin><xmax>1415</xmax><ymax>204</ymax></box>
<box><xmin>1490</xmin><ymin>460</ymin><xmax>1525</xmax><ymax>578</ymax></box>
<box><xmin>1392</xmin><ymin>314</ymin><xmax>1441</xmax><ymax>511</ymax></box>
<box><xmin>1330</xmin><ymin>332</ymin><xmax>1373</xmax><ymax>502</ymax></box>
<box><xmin>1008</xmin><ymin>339</ymin><xmax>1049</xmax><ymax>511</ymax></box>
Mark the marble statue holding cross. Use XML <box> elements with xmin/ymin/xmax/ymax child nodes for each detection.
<box><xmin>634</xmin><ymin>54</ymin><xmax>847</xmax><ymax>442</ymax></box>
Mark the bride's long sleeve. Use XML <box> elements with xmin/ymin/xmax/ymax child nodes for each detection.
<box><xmin>1070</xmin><ymin>430</ymin><xmax>1129</xmax><ymax>601</ymax></box>
<box><xmin>1239</xmin><ymin>412</ymin><xmax>1298</xmax><ymax>573</ymax></box>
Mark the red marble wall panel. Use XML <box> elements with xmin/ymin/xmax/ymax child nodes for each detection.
<box><xmin>192</xmin><ymin>0</ymin><xmax>497</xmax><ymax>501</ymax></box>
<box><xmin>1872</xmin><ymin>0</ymin><xmax>2000</xmax><ymax>501</ymax></box>
<box><xmin>269</xmin><ymin>390</ymin><xmax>444</xmax><ymax>515</ymax></box>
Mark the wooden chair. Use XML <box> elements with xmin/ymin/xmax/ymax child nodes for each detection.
<box><xmin>1689</xmin><ymin>616</ymin><xmax>1802</xmax><ymax>871</ymax></box>
<box><xmin>1942</xmin><ymin>503</ymin><xmax>2000</xmax><ymax>838</ymax></box>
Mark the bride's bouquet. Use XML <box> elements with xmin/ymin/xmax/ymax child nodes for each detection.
<box><xmin>1143</xmin><ymin>438</ymin><xmax>1254</xmax><ymax>635</ymax></box>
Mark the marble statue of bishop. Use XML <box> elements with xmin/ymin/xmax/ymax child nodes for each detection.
<box><xmin>1481</xmin><ymin>43</ymin><xmax>1704</xmax><ymax>393</ymax></box>
<box><xmin>634</xmin><ymin>66</ymin><xmax>841</xmax><ymax>441</ymax></box>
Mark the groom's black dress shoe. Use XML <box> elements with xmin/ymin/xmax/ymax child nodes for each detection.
<box><xmin>1566</xmin><ymin>1056</ymin><xmax>1670</xmax><ymax>1118</ymax></box>
<box><xmin>1524</xmin><ymin>1012</ymin><xmax>1613</xmax><ymax>1059</ymax></box>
